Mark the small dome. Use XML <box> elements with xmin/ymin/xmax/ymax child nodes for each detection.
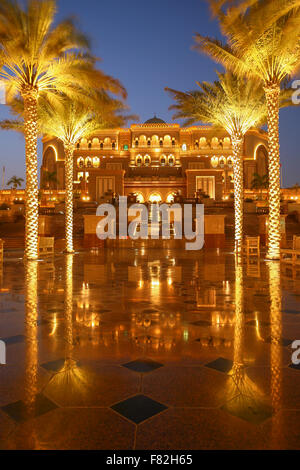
<box><xmin>144</xmin><ymin>115</ymin><xmax>165</xmax><ymax>124</ymax></box>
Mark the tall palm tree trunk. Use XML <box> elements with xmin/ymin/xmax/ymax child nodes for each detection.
<box><xmin>265</xmin><ymin>84</ymin><xmax>281</xmax><ymax>260</ymax></box>
<box><xmin>23</xmin><ymin>89</ymin><xmax>39</xmax><ymax>260</ymax></box>
<box><xmin>232</xmin><ymin>136</ymin><xmax>244</xmax><ymax>253</ymax></box>
<box><xmin>65</xmin><ymin>144</ymin><xmax>75</xmax><ymax>253</ymax></box>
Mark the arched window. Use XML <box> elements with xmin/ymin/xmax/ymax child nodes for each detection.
<box><xmin>182</xmin><ymin>143</ymin><xmax>187</xmax><ymax>151</ymax></box>
<box><xmin>160</xmin><ymin>155</ymin><xmax>166</xmax><ymax>166</ymax></box>
<box><xmin>223</xmin><ymin>137</ymin><xmax>231</xmax><ymax>149</ymax></box>
<box><xmin>93</xmin><ymin>157</ymin><xmax>100</xmax><ymax>168</ymax></box>
<box><xmin>100</xmin><ymin>142</ymin><xmax>103</xmax><ymax>149</ymax></box>
<box><xmin>88</xmin><ymin>142</ymin><xmax>92</xmax><ymax>149</ymax></box>
<box><xmin>219</xmin><ymin>156</ymin><xmax>226</xmax><ymax>168</ymax></box>
<box><xmin>199</xmin><ymin>137</ymin><xmax>207</xmax><ymax>148</ymax></box>
<box><xmin>112</xmin><ymin>141</ymin><xmax>116</xmax><ymax>149</ymax></box>
<box><xmin>211</xmin><ymin>156</ymin><xmax>218</xmax><ymax>168</ymax></box>
<box><xmin>195</xmin><ymin>141</ymin><xmax>199</xmax><ymax>149</ymax></box>
<box><xmin>172</xmin><ymin>138</ymin><xmax>175</xmax><ymax>147</ymax></box>
<box><xmin>147</xmin><ymin>139</ymin><xmax>151</xmax><ymax>147</ymax></box>
<box><xmin>144</xmin><ymin>155</ymin><xmax>151</xmax><ymax>166</ymax></box>
<box><xmin>135</xmin><ymin>138</ymin><xmax>139</xmax><ymax>148</ymax></box>
<box><xmin>227</xmin><ymin>156</ymin><xmax>233</xmax><ymax>168</ymax></box>
<box><xmin>136</xmin><ymin>155</ymin><xmax>143</xmax><ymax>167</ymax></box>
<box><xmin>164</xmin><ymin>135</ymin><xmax>171</xmax><ymax>147</ymax></box>
<box><xmin>168</xmin><ymin>155</ymin><xmax>175</xmax><ymax>166</ymax></box>
<box><xmin>135</xmin><ymin>192</ymin><xmax>145</xmax><ymax>203</ymax></box>
<box><xmin>211</xmin><ymin>137</ymin><xmax>219</xmax><ymax>149</ymax></box>
<box><xmin>160</xmin><ymin>139</ymin><xmax>163</xmax><ymax>147</ymax></box>
<box><xmin>76</xmin><ymin>143</ymin><xmax>80</xmax><ymax>149</ymax></box>
<box><xmin>166</xmin><ymin>193</ymin><xmax>175</xmax><ymax>204</ymax></box>
<box><xmin>149</xmin><ymin>193</ymin><xmax>162</xmax><ymax>203</ymax></box>
<box><xmin>85</xmin><ymin>157</ymin><xmax>92</xmax><ymax>168</ymax></box>
<box><xmin>77</xmin><ymin>157</ymin><xmax>84</xmax><ymax>168</ymax></box>
<box><xmin>152</xmin><ymin>135</ymin><xmax>159</xmax><ymax>146</ymax></box>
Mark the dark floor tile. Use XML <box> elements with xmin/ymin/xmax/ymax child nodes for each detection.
<box><xmin>1</xmin><ymin>393</ymin><xmax>58</xmax><ymax>423</ymax></box>
<box><xmin>289</xmin><ymin>363</ymin><xmax>300</xmax><ymax>371</ymax></box>
<box><xmin>41</xmin><ymin>358</ymin><xmax>66</xmax><ymax>372</ymax></box>
<box><xmin>111</xmin><ymin>394</ymin><xmax>167</xmax><ymax>424</ymax></box>
<box><xmin>1</xmin><ymin>335</ymin><xmax>25</xmax><ymax>345</ymax></box>
<box><xmin>205</xmin><ymin>357</ymin><xmax>233</xmax><ymax>374</ymax></box>
<box><xmin>222</xmin><ymin>397</ymin><xmax>273</xmax><ymax>424</ymax></box>
<box><xmin>122</xmin><ymin>359</ymin><xmax>163</xmax><ymax>373</ymax></box>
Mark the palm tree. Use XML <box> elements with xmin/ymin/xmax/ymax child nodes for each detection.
<box><xmin>38</xmin><ymin>96</ymin><xmax>132</xmax><ymax>253</ymax></box>
<box><xmin>251</xmin><ymin>173</ymin><xmax>269</xmax><ymax>200</ymax></box>
<box><xmin>42</xmin><ymin>171</ymin><xmax>58</xmax><ymax>190</ymax></box>
<box><xmin>42</xmin><ymin>170</ymin><xmax>58</xmax><ymax>202</ymax></box>
<box><xmin>7</xmin><ymin>176</ymin><xmax>24</xmax><ymax>190</ymax></box>
<box><xmin>194</xmin><ymin>0</ymin><xmax>300</xmax><ymax>258</ymax></box>
<box><xmin>0</xmin><ymin>0</ymin><xmax>125</xmax><ymax>260</ymax></box>
<box><xmin>166</xmin><ymin>73</ymin><xmax>268</xmax><ymax>252</ymax></box>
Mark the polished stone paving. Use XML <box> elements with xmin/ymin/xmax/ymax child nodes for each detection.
<box><xmin>0</xmin><ymin>247</ymin><xmax>299</xmax><ymax>449</ymax></box>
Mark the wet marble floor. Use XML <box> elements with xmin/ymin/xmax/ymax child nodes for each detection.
<box><xmin>0</xmin><ymin>247</ymin><xmax>300</xmax><ymax>449</ymax></box>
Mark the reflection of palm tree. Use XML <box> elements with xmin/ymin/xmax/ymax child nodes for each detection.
<box><xmin>44</xmin><ymin>254</ymin><xmax>89</xmax><ymax>405</ymax></box>
<box><xmin>65</xmin><ymin>254</ymin><xmax>74</xmax><ymax>368</ymax></box>
<box><xmin>225</xmin><ymin>256</ymin><xmax>270</xmax><ymax>421</ymax></box>
<box><xmin>251</xmin><ymin>173</ymin><xmax>269</xmax><ymax>200</ymax></box>
<box><xmin>24</xmin><ymin>260</ymin><xmax>38</xmax><ymax>447</ymax></box>
<box><xmin>268</xmin><ymin>261</ymin><xmax>283</xmax><ymax>448</ymax></box>
<box><xmin>167</xmin><ymin>73</ymin><xmax>269</xmax><ymax>252</ymax></box>
<box><xmin>195</xmin><ymin>0</ymin><xmax>300</xmax><ymax>259</ymax></box>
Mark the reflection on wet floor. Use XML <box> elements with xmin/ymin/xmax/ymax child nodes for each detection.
<box><xmin>0</xmin><ymin>247</ymin><xmax>300</xmax><ymax>449</ymax></box>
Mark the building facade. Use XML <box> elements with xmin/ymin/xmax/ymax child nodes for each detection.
<box><xmin>41</xmin><ymin>116</ymin><xmax>269</xmax><ymax>203</ymax></box>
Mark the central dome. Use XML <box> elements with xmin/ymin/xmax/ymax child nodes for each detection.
<box><xmin>144</xmin><ymin>115</ymin><xmax>166</xmax><ymax>124</ymax></box>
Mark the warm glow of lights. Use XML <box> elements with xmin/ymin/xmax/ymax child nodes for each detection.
<box><xmin>149</xmin><ymin>193</ymin><xmax>162</xmax><ymax>203</ymax></box>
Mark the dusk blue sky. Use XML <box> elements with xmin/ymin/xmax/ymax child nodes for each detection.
<box><xmin>0</xmin><ymin>0</ymin><xmax>299</xmax><ymax>187</ymax></box>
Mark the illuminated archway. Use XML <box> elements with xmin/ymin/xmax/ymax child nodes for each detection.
<box><xmin>149</xmin><ymin>193</ymin><xmax>162</xmax><ymax>203</ymax></box>
<box><xmin>135</xmin><ymin>192</ymin><xmax>145</xmax><ymax>203</ymax></box>
<box><xmin>166</xmin><ymin>192</ymin><xmax>175</xmax><ymax>204</ymax></box>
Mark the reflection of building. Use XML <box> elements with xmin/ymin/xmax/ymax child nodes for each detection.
<box><xmin>41</xmin><ymin>116</ymin><xmax>268</xmax><ymax>203</ymax></box>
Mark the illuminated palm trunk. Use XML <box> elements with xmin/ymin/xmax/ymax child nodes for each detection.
<box><xmin>265</xmin><ymin>85</ymin><xmax>281</xmax><ymax>260</ymax></box>
<box><xmin>65</xmin><ymin>254</ymin><xmax>74</xmax><ymax>365</ymax></box>
<box><xmin>268</xmin><ymin>261</ymin><xmax>283</xmax><ymax>447</ymax></box>
<box><xmin>232</xmin><ymin>136</ymin><xmax>244</xmax><ymax>253</ymax></box>
<box><xmin>23</xmin><ymin>89</ymin><xmax>39</xmax><ymax>260</ymax></box>
<box><xmin>64</xmin><ymin>144</ymin><xmax>75</xmax><ymax>253</ymax></box>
